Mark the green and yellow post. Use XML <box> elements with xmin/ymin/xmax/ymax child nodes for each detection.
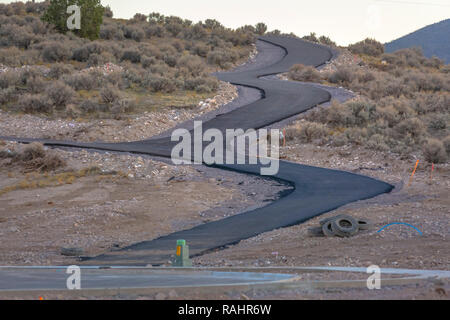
<box><xmin>173</xmin><ymin>239</ymin><xmax>192</xmax><ymax>267</ymax></box>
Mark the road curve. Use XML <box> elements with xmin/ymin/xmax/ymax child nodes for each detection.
<box><xmin>1</xmin><ymin>36</ymin><xmax>394</xmax><ymax>265</ymax></box>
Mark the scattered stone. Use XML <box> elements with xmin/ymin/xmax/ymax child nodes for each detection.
<box><xmin>155</xmin><ymin>292</ymin><xmax>167</xmax><ymax>300</ymax></box>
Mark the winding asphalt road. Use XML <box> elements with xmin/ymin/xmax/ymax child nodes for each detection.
<box><xmin>1</xmin><ymin>36</ymin><xmax>394</xmax><ymax>265</ymax></box>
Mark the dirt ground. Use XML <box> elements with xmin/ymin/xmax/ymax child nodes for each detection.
<box><xmin>0</xmin><ymin>143</ymin><xmax>288</xmax><ymax>266</ymax></box>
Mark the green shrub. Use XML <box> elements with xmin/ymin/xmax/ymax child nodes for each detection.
<box><xmin>348</xmin><ymin>38</ymin><xmax>384</xmax><ymax>56</ymax></box>
<box><xmin>255</xmin><ymin>23</ymin><xmax>267</xmax><ymax>35</ymax></box>
<box><xmin>42</xmin><ymin>0</ymin><xmax>104</xmax><ymax>40</ymax></box>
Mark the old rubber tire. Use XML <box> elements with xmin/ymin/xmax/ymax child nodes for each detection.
<box><xmin>319</xmin><ymin>214</ymin><xmax>345</xmax><ymax>226</ymax></box>
<box><xmin>308</xmin><ymin>227</ymin><xmax>325</xmax><ymax>237</ymax></box>
<box><xmin>331</xmin><ymin>215</ymin><xmax>359</xmax><ymax>237</ymax></box>
<box><xmin>357</xmin><ymin>218</ymin><xmax>372</xmax><ymax>231</ymax></box>
<box><xmin>322</xmin><ymin>221</ymin><xmax>336</xmax><ymax>237</ymax></box>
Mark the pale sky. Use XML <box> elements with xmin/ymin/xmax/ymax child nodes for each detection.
<box><xmin>2</xmin><ymin>0</ymin><xmax>449</xmax><ymax>45</ymax></box>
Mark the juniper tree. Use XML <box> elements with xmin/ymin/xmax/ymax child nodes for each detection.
<box><xmin>42</xmin><ymin>0</ymin><xmax>104</xmax><ymax>40</ymax></box>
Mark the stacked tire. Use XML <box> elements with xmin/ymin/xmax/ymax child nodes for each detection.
<box><xmin>308</xmin><ymin>215</ymin><xmax>372</xmax><ymax>238</ymax></box>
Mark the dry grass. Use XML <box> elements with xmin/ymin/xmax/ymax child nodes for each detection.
<box><xmin>0</xmin><ymin>166</ymin><xmax>126</xmax><ymax>196</ymax></box>
<box><xmin>0</xmin><ymin>142</ymin><xmax>66</xmax><ymax>172</ymax></box>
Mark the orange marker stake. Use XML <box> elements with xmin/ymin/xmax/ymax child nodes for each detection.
<box><xmin>408</xmin><ymin>160</ymin><xmax>420</xmax><ymax>187</ymax></box>
<box><xmin>430</xmin><ymin>163</ymin><xmax>435</xmax><ymax>182</ymax></box>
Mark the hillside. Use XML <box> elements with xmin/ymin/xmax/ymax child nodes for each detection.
<box><xmin>385</xmin><ymin>19</ymin><xmax>450</xmax><ymax>64</ymax></box>
<box><xmin>0</xmin><ymin>1</ymin><xmax>256</xmax><ymax>118</ymax></box>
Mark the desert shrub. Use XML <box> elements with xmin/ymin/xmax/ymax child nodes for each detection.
<box><xmin>394</xmin><ymin>118</ymin><xmax>426</xmax><ymax>143</ymax></box>
<box><xmin>141</xmin><ymin>55</ymin><xmax>157</xmax><ymax>68</ymax></box>
<box><xmin>411</xmin><ymin>93</ymin><xmax>450</xmax><ymax>114</ymax></box>
<box><xmin>402</xmin><ymin>71</ymin><xmax>447</xmax><ymax>92</ymax></box>
<box><xmin>100</xmin><ymin>84</ymin><xmax>121</xmax><ymax>104</ymax></box>
<box><xmin>183</xmin><ymin>77</ymin><xmax>218</xmax><ymax>92</ymax></box>
<box><xmin>356</xmin><ymin>70</ymin><xmax>376</xmax><ymax>83</ymax></box>
<box><xmin>104</xmin><ymin>71</ymin><xmax>124</xmax><ymax>88</ymax></box>
<box><xmin>15</xmin><ymin>142</ymin><xmax>66</xmax><ymax>172</ymax></box>
<box><xmin>148</xmin><ymin>62</ymin><xmax>171</xmax><ymax>76</ymax></box>
<box><xmin>121</xmin><ymin>65</ymin><xmax>145</xmax><ymax>85</ymax></box>
<box><xmin>17</xmin><ymin>93</ymin><xmax>53</xmax><ymax>113</ymax></box>
<box><xmin>288</xmin><ymin>64</ymin><xmax>321</xmax><ymax>82</ymax></box>
<box><xmin>423</xmin><ymin>56</ymin><xmax>443</xmax><ymax>69</ymax></box>
<box><xmin>165</xmin><ymin>22</ymin><xmax>183</xmax><ymax>37</ymax></box>
<box><xmin>207</xmin><ymin>49</ymin><xmax>238</xmax><ymax>68</ymax></box>
<box><xmin>45</xmin><ymin>81</ymin><xmax>75</xmax><ymax>108</ymax></box>
<box><xmin>20</xmin><ymin>142</ymin><xmax>46</xmax><ymax>161</ymax></box>
<box><xmin>321</xmin><ymin>100</ymin><xmax>376</xmax><ymax>127</ymax></box>
<box><xmin>318</xmin><ymin>35</ymin><xmax>336</xmax><ymax>46</ymax></box>
<box><xmin>286</xmin><ymin>121</ymin><xmax>329</xmax><ymax>143</ymax></box>
<box><xmin>423</xmin><ymin>139</ymin><xmax>447</xmax><ymax>163</ymax></box>
<box><xmin>26</xmin><ymin>76</ymin><xmax>47</xmax><ymax>94</ymax></box>
<box><xmin>443</xmin><ymin>136</ymin><xmax>450</xmax><ymax>155</ymax></box>
<box><xmin>111</xmin><ymin>98</ymin><xmax>136</xmax><ymax>114</ymax></box>
<box><xmin>99</xmin><ymin>23</ymin><xmax>124</xmax><ymax>40</ymax></box>
<box><xmin>171</xmin><ymin>39</ymin><xmax>185</xmax><ymax>52</ymax></box>
<box><xmin>123</xmin><ymin>25</ymin><xmax>145</xmax><ymax>42</ymax></box>
<box><xmin>103</xmin><ymin>5</ymin><xmax>113</xmax><ymax>18</ymax></box>
<box><xmin>0</xmin><ymin>71</ymin><xmax>20</xmax><ymax>89</ymax></box>
<box><xmin>0</xmin><ymin>87</ymin><xmax>16</xmax><ymax>105</ymax></box>
<box><xmin>366</xmin><ymin>134</ymin><xmax>389</xmax><ymax>151</ymax></box>
<box><xmin>302</xmin><ymin>32</ymin><xmax>319</xmax><ymax>43</ymax></box>
<box><xmin>163</xmin><ymin>54</ymin><xmax>178</xmax><ymax>67</ymax></box>
<box><xmin>40</xmin><ymin>41</ymin><xmax>71</xmax><ymax>62</ymax></box>
<box><xmin>0</xmin><ymin>47</ymin><xmax>40</xmax><ymax>66</ymax></box>
<box><xmin>348</xmin><ymin>38</ymin><xmax>384</xmax><ymax>56</ymax></box>
<box><xmin>145</xmin><ymin>75</ymin><xmax>177</xmax><ymax>93</ymax></box>
<box><xmin>144</xmin><ymin>24</ymin><xmax>164</xmax><ymax>38</ymax></box>
<box><xmin>48</xmin><ymin>63</ymin><xmax>74</xmax><ymax>79</ymax></box>
<box><xmin>428</xmin><ymin>114</ymin><xmax>447</xmax><ymax>131</ymax></box>
<box><xmin>122</xmin><ymin>49</ymin><xmax>141</xmax><ymax>63</ymax></box>
<box><xmin>63</xmin><ymin>71</ymin><xmax>101</xmax><ymax>90</ymax></box>
<box><xmin>191</xmin><ymin>43</ymin><xmax>210</xmax><ymax>58</ymax></box>
<box><xmin>343</xmin><ymin>127</ymin><xmax>368</xmax><ymax>145</ymax></box>
<box><xmin>78</xmin><ymin>99</ymin><xmax>100</xmax><ymax>113</ymax></box>
<box><xmin>132</xmin><ymin>13</ymin><xmax>147</xmax><ymax>23</ymax></box>
<box><xmin>0</xmin><ymin>24</ymin><xmax>37</xmax><ymax>49</ymax></box>
<box><xmin>255</xmin><ymin>23</ymin><xmax>267</xmax><ymax>35</ymax></box>
<box><xmin>328</xmin><ymin>67</ymin><xmax>355</xmax><ymax>85</ymax></box>
<box><xmin>177</xmin><ymin>54</ymin><xmax>206</xmax><ymax>77</ymax></box>
<box><xmin>72</xmin><ymin>41</ymin><xmax>106</xmax><ymax>62</ymax></box>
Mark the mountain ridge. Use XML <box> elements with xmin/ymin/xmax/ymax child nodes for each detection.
<box><xmin>385</xmin><ymin>19</ymin><xmax>450</xmax><ymax>63</ymax></box>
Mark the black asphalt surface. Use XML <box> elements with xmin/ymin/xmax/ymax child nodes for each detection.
<box><xmin>1</xmin><ymin>36</ymin><xmax>394</xmax><ymax>265</ymax></box>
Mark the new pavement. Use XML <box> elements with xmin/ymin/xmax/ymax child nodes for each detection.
<box><xmin>1</xmin><ymin>36</ymin><xmax>394</xmax><ymax>265</ymax></box>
